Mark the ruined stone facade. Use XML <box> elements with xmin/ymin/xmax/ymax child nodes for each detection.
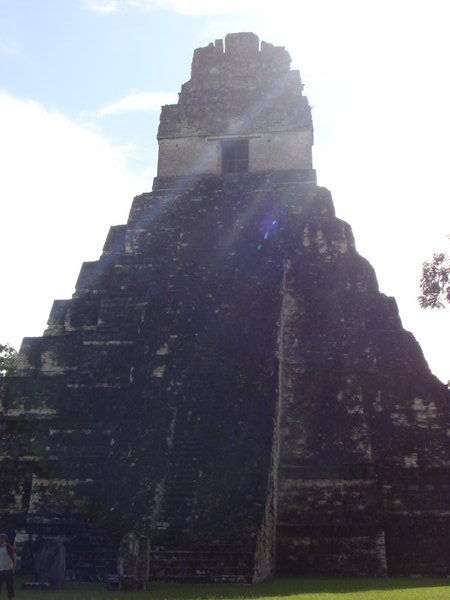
<box><xmin>0</xmin><ymin>33</ymin><xmax>448</xmax><ymax>582</ymax></box>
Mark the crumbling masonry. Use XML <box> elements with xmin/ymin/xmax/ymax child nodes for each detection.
<box><xmin>1</xmin><ymin>33</ymin><xmax>449</xmax><ymax>582</ymax></box>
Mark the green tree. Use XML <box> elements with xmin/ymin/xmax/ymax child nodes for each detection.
<box><xmin>0</xmin><ymin>344</ymin><xmax>18</xmax><ymax>376</ymax></box>
<box><xmin>419</xmin><ymin>251</ymin><xmax>450</xmax><ymax>309</ymax></box>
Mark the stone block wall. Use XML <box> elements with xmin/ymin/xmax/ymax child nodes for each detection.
<box><xmin>157</xmin><ymin>33</ymin><xmax>313</xmax><ymax>177</ymax></box>
<box><xmin>275</xmin><ymin>198</ymin><xmax>449</xmax><ymax>576</ymax></box>
<box><xmin>1</xmin><ymin>167</ymin><xmax>448</xmax><ymax>580</ymax></box>
<box><xmin>0</xmin><ymin>170</ymin><xmax>312</xmax><ymax>580</ymax></box>
<box><xmin>157</xmin><ymin>130</ymin><xmax>313</xmax><ymax>177</ymax></box>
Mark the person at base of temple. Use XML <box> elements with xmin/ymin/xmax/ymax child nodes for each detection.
<box><xmin>0</xmin><ymin>534</ymin><xmax>16</xmax><ymax>600</ymax></box>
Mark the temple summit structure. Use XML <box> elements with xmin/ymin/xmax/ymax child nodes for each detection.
<box><xmin>0</xmin><ymin>33</ymin><xmax>448</xmax><ymax>583</ymax></box>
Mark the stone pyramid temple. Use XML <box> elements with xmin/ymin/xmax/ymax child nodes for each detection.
<box><xmin>1</xmin><ymin>33</ymin><xmax>449</xmax><ymax>583</ymax></box>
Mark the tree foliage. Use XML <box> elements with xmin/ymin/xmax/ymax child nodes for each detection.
<box><xmin>419</xmin><ymin>252</ymin><xmax>450</xmax><ymax>309</ymax></box>
<box><xmin>0</xmin><ymin>344</ymin><xmax>18</xmax><ymax>376</ymax></box>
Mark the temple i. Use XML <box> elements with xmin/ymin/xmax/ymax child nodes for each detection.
<box><xmin>0</xmin><ymin>33</ymin><xmax>448</xmax><ymax>584</ymax></box>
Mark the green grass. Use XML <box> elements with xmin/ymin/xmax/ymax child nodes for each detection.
<box><xmin>15</xmin><ymin>576</ymin><xmax>449</xmax><ymax>600</ymax></box>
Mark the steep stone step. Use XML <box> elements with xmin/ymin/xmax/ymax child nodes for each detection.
<box><xmin>148</xmin><ymin>548</ymin><xmax>253</xmax><ymax>583</ymax></box>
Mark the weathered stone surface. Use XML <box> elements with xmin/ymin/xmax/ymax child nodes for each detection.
<box><xmin>0</xmin><ymin>33</ymin><xmax>448</xmax><ymax>583</ymax></box>
<box><xmin>33</xmin><ymin>539</ymin><xmax>65</xmax><ymax>589</ymax></box>
<box><xmin>157</xmin><ymin>32</ymin><xmax>313</xmax><ymax>176</ymax></box>
<box><xmin>117</xmin><ymin>532</ymin><xmax>149</xmax><ymax>590</ymax></box>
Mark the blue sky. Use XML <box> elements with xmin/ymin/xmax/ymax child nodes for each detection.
<box><xmin>1</xmin><ymin>0</ymin><xmax>449</xmax><ymax>381</ymax></box>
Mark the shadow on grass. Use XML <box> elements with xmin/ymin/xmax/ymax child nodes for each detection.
<box><xmin>17</xmin><ymin>575</ymin><xmax>450</xmax><ymax>600</ymax></box>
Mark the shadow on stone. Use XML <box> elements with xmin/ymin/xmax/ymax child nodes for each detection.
<box><xmin>32</xmin><ymin>539</ymin><xmax>66</xmax><ymax>589</ymax></box>
<box><xmin>118</xmin><ymin>532</ymin><xmax>149</xmax><ymax>591</ymax></box>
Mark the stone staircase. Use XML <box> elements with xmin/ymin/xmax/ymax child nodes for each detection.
<box><xmin>148</xmin><ymin>400</ymin><xmax>255</xmax><ymax>583</ymax></box>
<box><xmin>148</xmin><ymin>546</ymin><xmax>253</xmax><ymax>583</ymax></box>
<box><xmin>159</xmin><ymin>441</ymin><xmax>201</xmax><ymax>531</ymax></box>
<box><xmin>64</xmin><ymin>535</ymin><xmax>119</xmax><ymax>581</ymax></box>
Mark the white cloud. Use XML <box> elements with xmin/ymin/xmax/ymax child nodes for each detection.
<box><xmin>98</xmin><ymin>91</ymin><xmax>178</xmax><ymax>116</ymax></box>
<box><xmin>84</xmin><ymin>0</ymin><xmax>119</xmax><ymax>13</ymax></box>
<box><xmin>139</xmin><ymin>0</ymin><xmax>260</xmax><ymax>15</ymax></box>
<box><xmin>0</xmin><ymin>92</ymin><xmax>143</xmax><ymax>350</ymax></box>
<box><xmin>83</xmin><ymin>0</ymin><xmax>269</xmax><ymax>15</ymax></box>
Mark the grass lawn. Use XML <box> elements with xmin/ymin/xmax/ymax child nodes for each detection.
<box><xmin>14</xmin><ymin>576</ymin><xmax>449</xmax><ymax>600</ymax></box>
